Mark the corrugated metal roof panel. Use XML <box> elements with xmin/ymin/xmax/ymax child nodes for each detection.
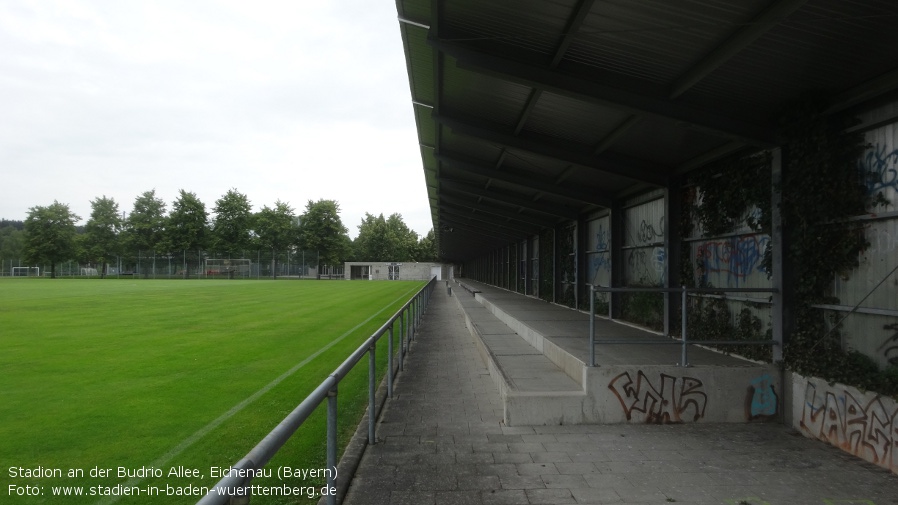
<box><xmin>523</xmin><ymin>91</ymin><xmax>632</xmax><ymax>146</ymax></box>
<box><xmin>403</xmin><ymin>25</ymin><xmax>434</xmax><ymax>105</ymax></box>
<box><xmin>442</xmin><ymin>1</ymin><xmax>574</xmax><ymax>58</ymax></box>
<box><xmin>396</xmin><ymin>0</ymin><xmax>431</xmax><ymax>25</ymax></box>
<box><xmin>501</xmin><ymin>148</ymin><xmax>572</xmax><ymax>179</ymax></box>
<box><xmin>441</xmin><ymin>62</ymin><xmax>532</xmax><ymax>128</ymax></box>
<box><xmin>564</xmin><ymin>0</ymin><xmax>770</xmax><ymax>84</ymax></box>
<box><xmin>682</xmin><ymin>0</ymin><xmax>898</xmax><ymax>119</ymax></box>
<box><xmin>609</xmin><ymin>115</ymin><xmax>736</xmax><ymax>166</ymax></box>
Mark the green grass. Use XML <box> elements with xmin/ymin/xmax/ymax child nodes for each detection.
<box><xmin>0</xmin><ymin>278</ymin><xmax>424</xmax><ymax>504</ymax></box>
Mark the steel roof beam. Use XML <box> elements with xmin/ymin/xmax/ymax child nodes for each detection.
<box><xmin>512</xmin><ymin>0</ymin><xmax>596</xmax><ymax>136</ymax></box>
<box><xmin>551</xmin><ymin>0</ymin><xmax>596</xmax><ymax>68</ymax></box>
<box><xmin>435</xmin><ymin>113</ymin><xmax>669</xmax><ymax>187</ymax></box>
<box><xmin>440</xmin><ymin>205</ymin><xmax>542</xmax><ymax>235</ymax></box>
<box><xmin>438</xmin><ymin>215</ymin><xmax>527</xmax><ymax>241</ymax></box>
<box><xmin>440</xmin><ymin>194</ymin><xmax>558</xmax><ymax>228</ymax></box>
<box><xmin>440</xmin><ymin>178</ymin><xmax>580</xmax><ymax>220</ymax></box>
<box><xmin>436</xmin><ymin>152</ymin><xmax>613</xmax><ymax>207</ymax></box>
<box><xmin>826</xmin><ymin>67</ymin><xmax>898</xmax><ymax>114</ymax></box>
<box><xmin>668</xmin><ymin>0</ymin><xmax>809</xmax><ymax>99</ymax></box>
<box><xmin>431</xmin><ymin>38</ymin><xmax>776</xmax><ymax>147</ymax></box>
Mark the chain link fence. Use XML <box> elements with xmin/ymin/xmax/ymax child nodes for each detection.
<box><xmin>1</xmin><ymin>250</ymin><xmax>345</xmax><ymax>279</ymax></box>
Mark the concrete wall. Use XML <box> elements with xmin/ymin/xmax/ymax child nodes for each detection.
<box><xmin>787</xmin><ymin>371</ymin><xmax>898</xmax><ymax>475</ymax></box>
<box><xmin>584</xmin><ymin>365</ymin><xmax>780</xmax><ymax>424</ymax></box>
<box><xmin>344</xmin><ymin>262</ymin><xmax>447</xmax><ymax>281</ymax></box>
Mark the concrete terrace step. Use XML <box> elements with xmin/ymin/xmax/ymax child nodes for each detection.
<box><xmin>450</xmin><ymin>287</ymin><xmax>586</xmax><ymax>426</ymax></box>
<box><xmin>454</xmin><ymin>280</ymin><xmax>781</xmax><ymax>426</ymax></box>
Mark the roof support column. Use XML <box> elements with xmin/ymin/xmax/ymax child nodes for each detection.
<box><xmin>771</xmin><ymin>148</ymin><xmax>787</xmax><ymax>363</ymax></box>
<box><xmin>664</xmin><ymin>179</ymin><xmax>683</xmax><ymax>338</ymax></box>
<box><xmin>610</xmin><ymin>199</ymin><xmax>625</xmax><ymax>319</ymax></box>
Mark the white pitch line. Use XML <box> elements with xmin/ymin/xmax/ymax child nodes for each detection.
<box><xmin>98</xmin><ymin>285</ymin><xmax>419</xmax><ymax>505</ymax></box>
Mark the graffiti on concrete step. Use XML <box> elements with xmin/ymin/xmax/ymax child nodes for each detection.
<box><xmin>800</xmin><ymin>381</ymin><xmax>898</xmax><ymax>472</ymax></box>
<box><xmin>608</xmin><ymin>370</ymin><xmax>707</xmax><ymax>423</ymax></box>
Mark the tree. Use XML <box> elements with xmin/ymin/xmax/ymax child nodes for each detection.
<box><xmin>0</xmin><ymin>225</ymin><xmax>25</xmax><ymax>270</ymax></box>
<box><xmin>23</xmin><ymin>201</ymin><xmax>80</xmax><ymax>278</ymax></box>
<box><xmin>353</xmin><ymin>212</ymin><xmax>420</xmax><ymax>261</ymax></box>
<box><xmin>386</xmin><ymin>213</ymin><xmax>419</xmax><ymax>260</ymax></box>
<box><xmin>353</xmin><ymin>213</ymin><xmax>391</xmax><ymax>261</ymax></box>
<box><xmin>124</xmin><ymin>190</ymin><xmax>167</xmax><ymax>263</ymax></box>
<box><xmin>255</xmin><ymin>200</ymin><xmax>299</xmax><ymax>278</ymax></box>
<box><xmin>298</xmin><ymin>199</ymin><xmax>349</xmax><ymax>272</ymax></box>
<box><xmin>166</xmin><ymin>190</ymin><xmax>208</xmax><ymax>277</ymax></box>
<box><xmin>81</xmin><ymin>196</ymin><xmax>123</xmax><ymax>277</ymax></box>
<box><xmin>211</xmin><ymin>188</ymin><xmax>253</xmax><ymax>256</ymax></box>
<box><xmin>415</xmin><ymin>228</ymin><xmax>437</xmax><ymax>262</ymax></box>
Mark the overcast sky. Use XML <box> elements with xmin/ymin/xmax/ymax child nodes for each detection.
<box><xmin>0</xmin><ymin>1</ymin><xmax>431</xmax><ymax>239</ymax></box>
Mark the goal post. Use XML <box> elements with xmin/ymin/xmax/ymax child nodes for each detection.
<box><xmin>11</xmin><ymin>267</ymin><xmax>40</xmax><ymax>277</ymax></box>
<box><xmin>204</xmin><ymin>259</ymin><xmax>252</xmax><ymax>279</ymax></box>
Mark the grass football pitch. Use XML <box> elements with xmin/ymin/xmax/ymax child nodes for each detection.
<box><xmin>0</xmin><ymin>278</ymin><xmax>426</xmax><ymax>504</ymax></box>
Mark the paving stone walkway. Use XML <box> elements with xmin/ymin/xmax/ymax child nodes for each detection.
<box><xmin>341</xmin><ymin>285</ymin><xmax>898</xmax><ymax>505</ymax></box>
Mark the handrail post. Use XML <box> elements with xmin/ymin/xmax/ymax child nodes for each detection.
<box><xmin>589</xmin><ymin>284</ymin><xmax>596</xmax><ymax>367</ymax></box>
<box><xmin>230</xmin><ymin>477</ymin><xmax>251</xmax><ymax>505</ymax></box>
<box><xmin>326</xmin><ymin>385</ymin><xmax>338</xmax><ymax>505</ymax></box>
<box><xmin>387</xmin><ymin>325</ymin><xmax>394</xmax><ymax>398</ymax></box>
<box><xmin>407</xmin><ymin>302</ymin><xmax>413</xmax><ymax>345</ymax></box>
<box><xmin>680</xmin><ymin>286</ymin><xmax>689</xmax><ymax>367</ymax></box>
<box><xmin>399</xmin><ymin>311</ymin><xmax>405</xmax><ymax>371</ymax></box>
<box><xmin>368</xmin><ymin>344</ymin><xmax>376</xmax><ymax>445</ymax></box>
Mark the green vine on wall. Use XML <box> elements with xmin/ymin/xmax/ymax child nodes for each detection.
<box><xmin>692</xmin><ymin>152</ymin><xmax>772</xmax><ymax>237</ymax></box>
<box><xmin>557</xmin><ymin>225</ymin><xmax>576</xmax><ymax>308</ymax></box>
<box><xmin>683</xmin><ymin>99</ymin><xmax>897</xmax><ymax>397</ymax></box>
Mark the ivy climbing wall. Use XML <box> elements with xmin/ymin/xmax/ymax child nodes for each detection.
<box><xmin>681</xmin><ymin>152</ymin><xmax>774</xmax><ymax>359</ymax></box>
<box><xmin>827</xmin><ymin>108</ymin><xmax>898</xmax><ymax>370</ymax></box>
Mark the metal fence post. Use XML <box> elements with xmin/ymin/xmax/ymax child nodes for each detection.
<box><xmin>326</xmin><ymin>385</ymin><xmax>338</xmax><ymax>505</ymax></box>
<box><xmin>368</xmin><ymin>344</ymin><xmax>376</xmax><ymax>445</ymax></box>
<box><xmin>681</xmin><ymin>286</ymin><xmax>689</xmax><ymax>367</ymax></box>
<box><xmin>399</xmin><ymin>312</ymin><xmax>405</xmax><ymax>371</ymax></box>
<box><xmin>405</xmin><ymin>299</ymin><xmax>415</xmax><ymax>344</ymax></box>
<box><xmin>387</xmin><ymin>325</ymin><xmax>394</xmax><ymax>398</ymax></box>
<box><xmin>589</xmin><ymin>284</ymin><xmax>596</xmax><ymax>367</ymax></box>
<box><xmin>229</xmin><ymin>477</ymin><xmax>250</xmax><ymax>505</ymax></box>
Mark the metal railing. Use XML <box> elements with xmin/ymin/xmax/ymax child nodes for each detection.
<box><xmin>588</xmin><ymin>285</ymin><xmax>779</xmax><ymax>367</ymax></box>
<box><xmin>196</xmin><ymin>277</ymin><xmax>436</xmax><ymax>505</ymax></box>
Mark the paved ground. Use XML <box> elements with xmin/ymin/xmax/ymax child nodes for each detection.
<box><xmin>341</xmin><ymin>285</ymin><xmax>898</xmax><ymax>505</ymax></box>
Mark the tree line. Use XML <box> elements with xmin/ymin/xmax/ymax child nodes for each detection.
<box><xmin>0</xmin><ymin>189</ymin><xmax>436</xmax><ymax>278</ymax></box>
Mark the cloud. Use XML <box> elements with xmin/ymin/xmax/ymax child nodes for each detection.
<box><xmin>0</xmin><ymin>0</ymin><xmax>431</xmax><ymax>239</ymax></box>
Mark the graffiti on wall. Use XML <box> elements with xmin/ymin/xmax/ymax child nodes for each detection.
<box><xmin>608</xmin><ymin>370</ymin><xmax>707</xmax><ymax>423</ymax></box>
<box><xmin>747</xmin><ymin>374</ymin><xmax>778</xmax><ymax>421</ymax></box>
<box><xmin>696</xmin><ymin>235</ymin><xmax>770</xmax><ymax>286</ymax></box>
<box><xmin>878</xmin><ymin>323</ymin><xmax>898</xmax><ymax>366</ymax></box>
<box><xmin>860</xmin><ymin>143</ymin><xmax>898</xmax><ymax>197</ymax></box>
<box><xmin>800</xmin><ymin>381</ymin><xmax>898</xmax><ymax>472</ymax></box>
<box><xmin>589</xmin><ymin>254</ymin><xmax>611</xmax><ymax>284</ymax></box>
<box><xmin>637</xmin><ymin>217</ymin><xmax>664</xmax><ymax>244</ymax></box>
<box><xmin>626</xmin><ymin>247</ymin><xmax>666</xmax><ymax>285</ymax></box>
<box><xmin>595</xmin><ymin>223</ymin><xmax>609</xmax><ymax>251</ymax></box>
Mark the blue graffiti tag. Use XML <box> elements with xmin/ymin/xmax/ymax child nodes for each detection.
<box><xmin>595</xmin><ymin>224</ymin><xmax>609</xmax><ymax>251</ymax></box>
<box><xmin>589</xmin><ymin>255</ymin><xmax>612</xmax><ymax>286</ymax></box>
<box><xmin>697</xmin><ymin>235</ymin><xmax>770</xmax><ymax>286</ymax></box>
<box><xmin>749</xmin><ymin>374</ymin><xmax>778</xmax><ymax>419</ymax></box>
<box><xmin>860</xmin><ymin>143</ymin><xmax>898</xmax><ymax>197</ymax></box>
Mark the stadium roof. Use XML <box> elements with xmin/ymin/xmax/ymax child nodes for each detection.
<box><xmin>395</xmin><ymin>0</ymin><xmax>898</xmax><ymax>261</ymax></box>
